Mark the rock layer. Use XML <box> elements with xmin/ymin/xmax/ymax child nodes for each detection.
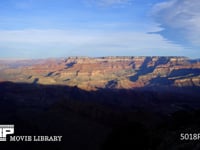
<box><xmin>0</xmin><ymin>56</ymin><xmax>200</xmax><ymax>90</ymax></box>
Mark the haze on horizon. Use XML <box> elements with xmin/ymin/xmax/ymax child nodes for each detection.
<box><xmin>0</xmin><ymin>0</ymin><xmax>199</xmax><ymax>59</ymax></box>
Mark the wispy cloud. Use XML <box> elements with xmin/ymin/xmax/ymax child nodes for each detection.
<box><xmin>85</xmin><ymin>0</ymin><xmax>133</xmax><ymax>7</ymax></box>
<box><xmin>12</xmin><ymin>0</ymin><xmax>34</xmax><ymax>9</ymax></box>
<box><xmin>0</xmin><ymin>29</ymin><xmax>186</xmax><ymax>58</ymax></box>
<box><xmin>152</xmin><ymin>0</ymin><xmax>200</xmax><ymax>46</ymax></box>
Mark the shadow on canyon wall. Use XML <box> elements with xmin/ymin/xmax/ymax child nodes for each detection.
<box><xmin>0</xmin><ymin>82</ymin><xmax>200</xmax><ymax>150</ymax></box>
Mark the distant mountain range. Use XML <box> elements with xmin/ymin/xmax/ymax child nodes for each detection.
<box><xmin>0</xmin><ymin>56</ymin><xmax>200</xmax><ymax>90</ymax></box>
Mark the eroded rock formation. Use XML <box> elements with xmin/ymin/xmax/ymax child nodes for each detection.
<box><xmin>0</xmin><ymin>56</ymin><xmax>200</xmax><ymax>90</ymax></box>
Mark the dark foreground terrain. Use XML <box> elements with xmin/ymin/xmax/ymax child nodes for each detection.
<box><xmin>0</xmin><ymin>82</ymin><xmax>200</xmax><ymax>150</ymax></box>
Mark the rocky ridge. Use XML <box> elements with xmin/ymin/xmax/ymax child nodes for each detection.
<box><xmin>0</xmin><ymin>56</ymin><xmax>200</xmax><ymax>90</ymax></box>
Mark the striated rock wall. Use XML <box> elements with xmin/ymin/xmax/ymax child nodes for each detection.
<box><xmin>0</xmin><ymin>56</ymin><xmax>200</xmax><ymax>90</ymax></box>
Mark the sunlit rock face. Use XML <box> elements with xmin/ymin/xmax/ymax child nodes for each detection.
<box><xmin>0</xmin><ymin>56</ymin><xmax>200</xmax><ymax>90</ymax></box>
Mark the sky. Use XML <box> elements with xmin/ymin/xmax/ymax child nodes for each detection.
<box><xmin>0</xmin><ymin>0</ymin><xmax>199</xmax><ymax>58</ymax></box>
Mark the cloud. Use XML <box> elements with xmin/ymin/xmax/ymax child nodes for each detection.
<box><xmin>85</xmin><ymin>0</ymin><xmax>133</xmax><ymax>7</ymax></box>
<box><xmin>0</xmin><ymin>29</ymin><xmax>186</xmax><ymax>58</ymax></box>
<box><xmin>12</xmin><ymin>0</ymin><xmax>34</xmax><ymax>9</ymax></box>
<box><xmin>152</xmin><ymin>0</ymin><xmax>200</xmax><ymax>46</ymax></box>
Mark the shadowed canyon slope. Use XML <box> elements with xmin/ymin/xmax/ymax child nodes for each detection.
<box><xmin>1</xmin><ymin>57</ymin><xmax>200</xmax><ymax>150</ymax></box>
<box><xmin>0</xmin><ymin>56</ymin><xmax>200</xmax><ymax>90</ymax></box>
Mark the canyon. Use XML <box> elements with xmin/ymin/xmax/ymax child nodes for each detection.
<box><xmin>1</xmin><ymin>56</ymin><xmax>200</xmax><ymax>150</ymax></box>
<box><xmin>0</xmin><ymin>56</ymin><xmax>200</xmax><ymax>91</ymax></box>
